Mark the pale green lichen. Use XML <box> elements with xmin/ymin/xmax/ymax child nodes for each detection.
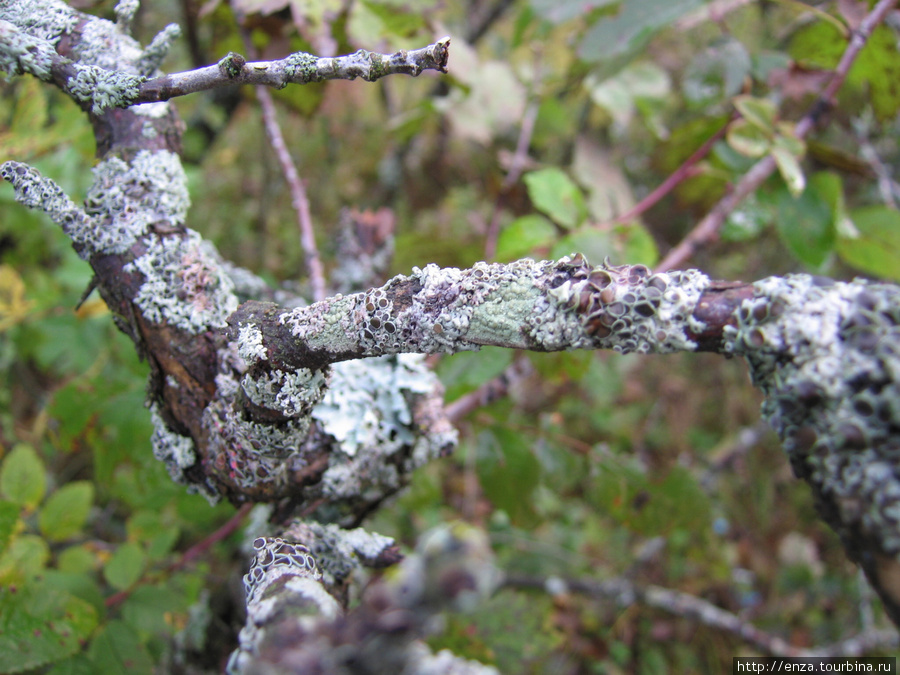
<box><xmin>150</xmin><ymin>403</ymin><xmax>219</xmax><ymax>503</ymax></box>
<box><xmin>312</xmin><ymin>354</ymin><xmax>435</xmax><ymax>458</ymax></box>
<box><xmin>0</xmin><ymin>162</ymin><xmax>92</xmax><ymax>238</ymax></box>
<box><xmin>282</xmin><ymin>51</ymin><xmax>320</xmax><ymax>86</ymax></box>
<box><xmin>0</xmin><ymin>2</ymin><xmax>80</xmax><ymax>48</ymax></box>
<box><xmin>724</xmin><ymin>275</ymin><xmax>900</xmax><ymax>554</ymax></box>
<box><xmin>240</xmin><ymin>367</ymin><xmax>329</xmax><ymax>418</ymax></box>
<box><xmin>81</xmin><ymin>149</ymin><xmax>189</xmax><ymax>257</ymax></box>
<box><xmin>66</xmin><ymin>64</ymin><xmax>143</xmax><ymax>113</ymax></box>
<box><xmin>125</xmin><ymin>230</ymin><xmax>238</xmax><ymax>333</ymax></box>
<box><xmin>237</xmin><ymin>323</ymin><xmax>267</xmax><ymax>364</ymax></box>
<box><xmin>0</xmin><ymin>19</ymin><xmax>56</xmax><ymax>80</ymax></box>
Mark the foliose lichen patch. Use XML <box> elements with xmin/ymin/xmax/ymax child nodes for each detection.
<box><xmin>125</xmin><ymin>230</ymin><xmax>238</xmax><ymax>333</ymax></box>
<box><xmin>533</xmin><ymin>254</ymin><xmax>710</xmax><ymax>354</ymax></box>
<box><xmin>150</xmin><ymin>403</ymin><xmax>219</xmax><ymax>503</ymax></box>
<box><xmin>723</xmin><ymin>274</ymin><xmax>900</xmax><ymax>555</ymax></box>
<box><xmin>241</xmin><ymin>367</ymin><xmax>329</xmax><ymax>418</ymax></box>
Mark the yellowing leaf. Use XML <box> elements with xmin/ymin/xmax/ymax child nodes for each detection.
<box><xmin>0</xmin><ymin>265</ymin><xmax>33</xmax><ymax>332</ymax></box>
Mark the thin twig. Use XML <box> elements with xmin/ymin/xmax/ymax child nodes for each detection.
<box><xmin>504</xmin><ymin>573</ymin><xmax>899</xmax><ymax>657</ymax></box>
<box><xmin>105</xmin><ymin>503</ymin><xmax>253</xmax><ymax>608</ymax></box>
<box><xmin>138</xmin><ymin>38</ymin><xmax>451</xmax><ymax>103</ymax></box>
<box><xmin>655</xmin><ymin>0</ymin><xmax>898</xmax><ymax>272</ymax></box>
<box><xmin>236</xmin><ymin>22</ymin><xmax>327</xmax><ymax>302</ymax></box>
<box><xmin>484</xmin><ymin>102</ymin><xmax>539</xmax><ymax>259</ymax></box>
<box><xmin>600</xmin><ymin>116</ymin><xmax>732</xmax><ymax>229</ymax></box>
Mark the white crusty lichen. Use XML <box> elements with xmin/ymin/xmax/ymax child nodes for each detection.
<box><xmin>150</xmin><ymin>404</ymin><xmax>219</xmax><ymax>503</ymax></box>
<box><xmin>125</xmin><ymin>230</ymin><xmax>239</xmax><ymax>333</ymax></box>
<box><xmin>0</xmin><ymin>161</ymin><xmax>93</xmax><ymax>236</ymax></box>
<box><xmin>83</xmin><ymin>149</ymin><xmax>190</xmax><ymax>257</ymax></box>
<box><xmin>532</xmin><ymin>254</ymin><xmax>711</xmax><ymax>354</ymax></box>
<box><xmin>241</xmin><ymin>367</ymin><xmax>329</xmax><ymax>418</ymax></box>
<box><xmin>237</xmin><ymin>323</ymin><xmax>267</xmax><ymax>364</ymax></box>
<box><xmin>272</xmin><ymin>255</ymin><xmax>711</xmax><ymax>361</ymax></box>
<box><xmin>314</xmin><ymin>354</ymin><xmax>456</xmax><ymax>507</ymax></box>
<box><xmin>227</xmin><ymin>536</ymin><xmax>341</xmax><ymax>675</ymax></box>
<box><xmin>283</xmin><ymin>520</ymin><xmax>396</xmax><ymax>589</ymax></box>
<box><xmin>723</xmin><ymin>274</ymin><xmax>900</xmax><ymax>554</ymax></box>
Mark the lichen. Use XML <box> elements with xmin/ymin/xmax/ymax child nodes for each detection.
<box><xmin>150</xmin><ymin>403</ymin><xmax>219</xmax><ymax>504</ymax></box>
<box><xmin>66</xmin><ymin>63</ymin><xmax>144</xmax><ymax>113</ymax></box>
<box><xmin>81</xmin><ymin>149</ymin><xmax>190</xmax><ymax>256</ymax></box>
<box><xmin>0</xmin><ymin>2</ymin><xmax>80</xmax><ymax>49</ymax></box>
<box><xmin>282</xmin><ymin>51</ymin><xmax>320</xmax><ymax>85</ymax></box>
<box><xmin>241</xmin><ymin>367</ymin><xmax>329</xmax><ymax>418</ymax></box>
<box><xmin>228</xmin><ymin>536</ymin><xmax>341</xmax><ymax>674</ymax></box>
<box><xmin>0</xmin><ymin>162</ymin><xmax>92</xmax><ymax>238</ymax></box>
<box><xmin>532</xmin><ymin>254</ymin><xmax>710</xmax><ymax>354</ymax></box>
<box><xmin>125</xmin><ymin>230</ymin><xmax>238</xmax><ymax>333</ymax></box>
<box><xmin>724</xmin><ymin>274</ymin><xmax>900</xmax><ymax>555</ymax></box>
<box><xmin>237</xmin><ymin>323</ymin><xmax>267</xmax><ymax>364</ymax></box>
<box><xmin>0</xmin><ymin>19</ymin><xmax>57</xmax><ymax>80</ymax></box>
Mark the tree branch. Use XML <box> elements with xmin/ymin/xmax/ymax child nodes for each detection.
<box><xmin>655</xmin><ymin>0</ymin><xmax>898</xmax><ymax>272</ymax></box>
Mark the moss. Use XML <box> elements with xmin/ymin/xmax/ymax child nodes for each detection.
<box><xmin>282</xmin><ymin>51</ymin><xmax>321</xmax><ymax>85</ymax></box>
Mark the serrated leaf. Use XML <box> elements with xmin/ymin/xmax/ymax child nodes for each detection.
<box><xmin>523</xmin><ymin>168</ymin><xmax>588</xmax><ymax>229</ymax></box>
<box><xmin>733</xmin><ymin>95</ymin><xmax>777</xmax><ymax>132</ymax></box>
<box><xmin>838</xmin><ymin>206</ymin><xmax>900</xmax><ymax>281</ymax></box>
<box><xmin>0</xmin><ymin>500</ymin><xmax>20</xmax><ymax>556</ymax></box>
<box><xmin>726</xmin><ymin>119</ymin><xmax>770</xmax><ymax>158</ymax></box>
<box><xmin>772</xmin><ymin>144</ymin><xmax>806</xmax><ymax>197</ymax></box>
<box><xmin>496</xmin><ymin>215</ymin><xmax>557</xmax><ymax>262</ymax></box>
<box><xmin>39</xmin><ymin>482</ymin><xmax>94</xmax><ymax>542</ymax></box>
<box><xmin>775</xmin><ymin>183</ymin><xmax>833</xmax><ymax>268</ymax></box>
<box><xmin>58</xmin><ymin>545</ymin><xmax>98</xmax><ymax>575</ymax></box>
<box><xmin>103</xmin><ymin>542</ymin><xmax>147</xmax><ymax>591</ymax></box>
<box><xmin>0</xmin><ymin>581</ymin><xmax>98</xmax><ymax>674</ymax></box>
<box><xmin>0</xmin><ymin>444</ymin><xmax>46</xmax><ymax>509</ymax></box>
<box><xmin>87</xmin><ymin>620</ymin><xmax>154</xmax><ymax>674</ymax></box>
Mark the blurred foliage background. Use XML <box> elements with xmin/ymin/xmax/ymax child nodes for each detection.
<box><xmin>1</xmin><ymin>0</ymin><xmax>899</xmax><ymax>672</ymax></box>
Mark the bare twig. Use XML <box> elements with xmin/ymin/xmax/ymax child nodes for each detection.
<box><xmin>236</xmin><ymin>22</ymin><xmax>327</xmax><ymax>302</ymax></box>
<box><xmin>505</xmin><ymin>573</ymin><xmax>899</xmax><ymax>657</ymax></box>
<box><xmin>601</xmin><ymin>116</ymin><xmax>732</xmax><ymax>228</ymax></box>
<box><xmin>484</xmin><ymin>102</ymin><xmax>539</xmax><ymax>259</ymax></box>
<box><xmin>655</xmin><ymin>0</ymin><xmax>898</xmax><ymax>272</ymax></box>
<box><xmin>105</xmin><ymin>503</ymin><xmax>253</xmax><ymax>609</ymax></box>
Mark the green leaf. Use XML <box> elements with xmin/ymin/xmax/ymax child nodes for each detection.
<box><xmin>523</xmin><ymin>168</ymin><xmax>588</xmax><ymax>229</ymax></box>
<box><xmin>0</xmin><ymin>444</ymin><xmax>46</xmax><ymax>509</ymax></box>
<box><xmin>726</xmin><ymin>119</ymin><xmax>770</xmax><ymax>158</ymax></box>
<box><xmin>579</xmin><ymin>0</ymin><xmax>704</xmax><ymax>62</ymax></box>
<box><xmin>57</xmin><ymin>545</ymin><xmax>98</xmax><ymax>575</ymax></box>
<box><xmin>733</xmin><ymin>95</ymin><xmax>777</xmax><ymax>133</ymax></box>
<box><xmin>0</xmin><ymin>581</ymin><xmax>98</xmax><ymax>674</ymax></box>
<box><xmin>39</xmin><ymin>482</ymin><xmax>94</xmax><ymax>542</ymax></box>
<box><xmin>772</xmin><ymin>144</ymin><xmax>806</xmax><ymax>197</ymax></box>
<box><xmin>838</xmin><ymin>206</ymin><xmax>900</xmax><ymax>281</ymax></box>
<box><xmin>682</xmin><ymin>39</ymin><xmax>752</xmax><ymax>107</ymax></box>
<box><xmin>775</xmin><ymin>181</ymin><xmax>834</xmax><ymax>268</ymax></box>
<box><xmin>611</xmin><ymin>222</ymin><xmax>659</xmax><ymax>267</ymax></box>
<box><xmin>122</xmin><ymin>584</ymin><xmax>186</xmax><ymax>638</ymax></box>
<box><xmin>530</xmin><ymin>0</ymin><xmax>616</xmax><ymax>24</ymax></box>
<box><xmin>0</xmin><ymin>534</ymin><xmax>50</xmax><ymax>583</ymax></box>
<box><xmin>437</xmin><ymin>347</ymin><xmax>515</xmax><ymax>402</ymax></box>
<box><xmin>551</xmin><ymin>228</ymin><xmax>614</xmax><ymax>263</ymax></box>
<box><xmin>87</xmin><ymin>620</ymin><xmax>154</xmax><ymax>675</ymax></box>
<box><xmin>496</xmin><ymin>215</ymin><xmax>557</xmax><ymax>262</ymax></box>
<box><xmin>722</xmin><ymin>193</ymin><xmax>774</xmax><ymax>242</ymax></box>
<box><xmin>0</xmin><ymin>500</ymin><xmax>20</xmax><ymax>556</ymax></box>
<box><xmin>474</xmin><ymin>428</ymin><xmax>541</xmax><ymax>526</ymax></box>
<box><xmin>103</xmin><ymin>542</ymin><xmax>147</xmax><ymax>591</ymax></box>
